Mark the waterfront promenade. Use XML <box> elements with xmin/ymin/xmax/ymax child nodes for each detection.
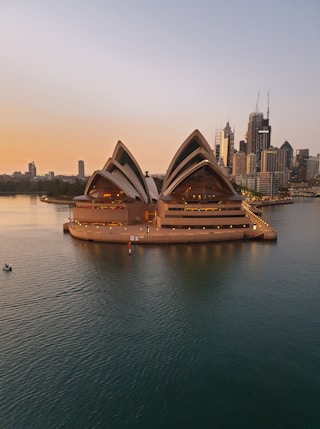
<box><xmin>66</xmin><ymin>208</ymin><xmax>277</xmax><ymax>244</ymax></box>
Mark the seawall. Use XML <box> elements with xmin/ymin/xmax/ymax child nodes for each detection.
<box><xmin>66</xmin><ymin>221</ymin><xmax>277</xmax><ymax>244</ymax></box>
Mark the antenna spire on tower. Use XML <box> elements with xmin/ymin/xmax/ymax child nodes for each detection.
<box><xmin>256</xmin><ymin>91</ymin><xmax>260</xmax><ymax>112</ymax></box>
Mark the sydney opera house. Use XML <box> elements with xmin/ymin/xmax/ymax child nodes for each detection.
<box><xmin>67</xmin><ymin>130</ymin><xmax>277</xmax><ymax>243</ymax></box>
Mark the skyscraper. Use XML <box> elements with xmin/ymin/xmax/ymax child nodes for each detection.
<box><xmin>219</xmin><ymin>121</ymin><xmax>234</xmax><ymax>170</ymax></box>
<box><xmin>239</xmin><ymin>140</ymin><xmax>247</xmax><ymax>153</ymax></box>
<box><xmin>78</xmin><ymin>160</ymin><xmax>85</xmax><ymax>179</ymax></box>
<box><xmin>214</xmin><ymin>128</ymin><xmax>221</xmax><ymax>163</ymax></box>
<box><xmin>306</xmin><ymin>156</ymin><xmax>319</xmax><ymax>181</ymax></box>
<box><xmin>280</xmin><ymin>141</ymin><xmax>293</xmax><ymax>170</ymax></box>
<box><xmin>261</xmin><ymin>148</ymin><xmax>278</xmax><ymax>173</ymax></box>
<box><xmin>246</xmin><ymin>111</ymin><xmax>271</xmax><ymax>172</ymax></box>
<box><xmin>293</xmin><ymin>149</ymin><xmax>309</xmax><ymax>181</ymax></box>
<box><xmin>261</xmin><ymin>147</ymin><xmax>288</xmax><ymax>187</ymax></box>
<box><xmin>232</xmin><ymin>151</ymin><xmax>246</xmax><ymax>176</ymax></box>
<box><xmin>28</xmin><ymin>161</ymin><xmax>37</xmax><ymax>178</ymax></box>
<box><xmin>246</xmin><ymin>153</ymin><xmax>256</xmax><ymax>175</ymax></box>
<box><xmin>256</xmin><ymin>172</ymin><xmax>279</xmax><ymax>197</ymax></box>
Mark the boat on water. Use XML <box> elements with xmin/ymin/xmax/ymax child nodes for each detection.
<box><xmin>3</xmin><ymin>264</ymin><xmax>12</xmax><ymax>272</ymax></box>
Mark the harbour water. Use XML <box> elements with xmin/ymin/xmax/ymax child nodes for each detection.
<box><xmin>0</xmin><ymin>195</ymin><xmax>320</xmax><ymax>428</ymax></box>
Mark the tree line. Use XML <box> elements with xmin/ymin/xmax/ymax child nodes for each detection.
<box><xmin>0</xmin><ymin>178</ymin><xmax>88</xmax><ymax>199</ymax></box>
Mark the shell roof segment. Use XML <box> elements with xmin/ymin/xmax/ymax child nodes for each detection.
<box><xmin>161</xmin><ymin>130</ymin><xmax>236</xmax><ymax>199</ymax></box>
<box><xmin>83</xmin><ymin>130</ymin><xmax>237</xmax><ymax>204</ymax></box>
<box><xmin>84</xmin><ymin>140</ymin><xmax>157</xmax><ymax>203</ymax></box>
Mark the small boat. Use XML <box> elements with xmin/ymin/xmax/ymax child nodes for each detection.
<box><xmin>3</xmin><ymin>264</ymin><xmax>12</xmax><ymax>272</ymax></box>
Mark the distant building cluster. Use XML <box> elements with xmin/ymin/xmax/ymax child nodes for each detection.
<box><xmin>1</xmin><ymin>160</ymin><xmax>88</xmax><ymax>184</ymax></box>
<box><xmin>2</xmin><ymin>99</ymin><xmax>320</xmax><ymax>198</ymax></box>
<box><xmin>215</xmin><ymin>105</ymin><xmax>320</xmax><ymax>197</ymax></box>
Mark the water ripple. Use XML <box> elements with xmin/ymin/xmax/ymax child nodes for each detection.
<box><xmin>1</xmin><ymin>197</ymin><xmax>320</xmax><ymax>428</ymax></box>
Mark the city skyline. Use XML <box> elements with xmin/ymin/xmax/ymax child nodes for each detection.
<box><xmin>1</xmin><ymin>0</ymin><xmax>320</xmax><ymax>176</ymax></box>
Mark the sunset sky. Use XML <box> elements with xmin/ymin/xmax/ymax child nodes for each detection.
<box><xmin>1</xmin><ymin>0</ymin><xmax>320</xmax><ymax>176</ymax></box>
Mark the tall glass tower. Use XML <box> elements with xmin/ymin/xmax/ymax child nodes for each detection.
<box><xmin>220</xmin><ymin>121</ymin><xmax>234</xmax><ymax>170</ymax></box>
<box><xmin>246</xmin><ymin>111</ymin><xmax>271</xmax><ymax>172</ymax></box>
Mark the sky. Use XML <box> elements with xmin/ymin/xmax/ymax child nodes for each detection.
<box><xmin>1</xmin><ymin>0</ymin><xmax>320</xmax><ymax>176</ymax></box>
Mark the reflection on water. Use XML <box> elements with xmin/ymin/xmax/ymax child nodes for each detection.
<box><xmin>0</xmin><ymin>196</ymin><xmax>320</xmax><ymax>428</ymax></box>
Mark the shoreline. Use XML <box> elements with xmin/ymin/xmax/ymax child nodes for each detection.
<box><xmin>65</xmin><ymin>213</ymin><xmax>277</xmax><ymax>244</ymax></box>
<box><xmin>40</xmin><ymin>196</ymin><xmax>76</xmax><ymax>205</ymax></box>
<box><xmin>40</xmin><ymin>196</ymin><xmax>287</xmax><ymax>244</ymax></box>
<box><xmin>250</xmin><ymin>198</ymin><xmax>294</xmax><ymax>208</ymax></box>
<box><xmin>40</xmin><ymin>196</ymin><xmax>294</xmax><ymax>208</ymax></box>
